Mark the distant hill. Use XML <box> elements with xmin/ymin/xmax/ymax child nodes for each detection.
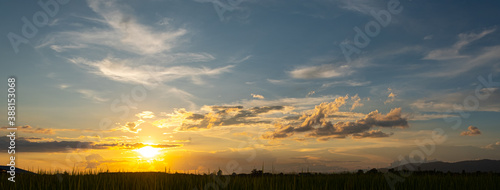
<box><xmin>385</xmin><ymin>159</ymin><xmax>500</xmax><ymax>173</ymax></box>
<box><xmin>0</xmin><ymin>166</ymin><xmax>36</xmax><ymax>174</ymax></box>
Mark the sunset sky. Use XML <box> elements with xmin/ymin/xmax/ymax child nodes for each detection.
<box><xmin>1</xmin><ymin>0</ymin><xmax>500</xmax><ymax>173</ymax></box>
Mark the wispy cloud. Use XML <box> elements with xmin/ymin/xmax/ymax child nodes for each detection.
<box><xmin>1</xmin><ymin>125</ymin><xmax>54</xmax><ymax>135</ymax></box>
<box><xmin>69</xmin><ymin>57</ymin><xmax>233</xmax><ymax>86</ymax></box>
<box><xmin>290</xmin><ymin>64</ymin><xmax>352</xmax><ymax>79</ymax></box>
<box><xmin>424</xmin><ymin>28</ymin><xmax>495</xmax><ymax>60</ymax></box>
<box><xmin>420</xmin><ymin>28</ymin><xmax>500</xmax><ymax>78</ymax></box>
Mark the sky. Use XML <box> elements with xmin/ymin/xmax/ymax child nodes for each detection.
<box><xmin>0</xmin><ymin>0</ymin><xmax>500</xmax><ymax>173</ymax></box>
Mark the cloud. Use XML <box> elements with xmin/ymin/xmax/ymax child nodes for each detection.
<box><xmin>75</xmin><ymin>89</ymin><xmax>109</xmax><ymax>102</ymax></box>
<box><xmin>384</xmin><ymin>88</ymin><xmax>397</xmax><ymax>104</ymax></box>
<box><xmin>75</xmin><ymin>0</ymin><xmax>187</xmax><ymax>55</ymax></box>
<box><xmin>321</xmin><ymin>80</ymin><xmax>371</xmax><ymax>88</ymax></box>
<box><xmin>289</xmin><ymin>64</ymin><xmax>352</xmax><ymax>79</ymax></box>
<box><xmin>0</xmin><ymin>136</ymin><xmax>181</xmax><ymax>152</ymax></box>
<box><xmin>483</xmin><ymin>141</ymin><xmax>500</xmax><ymax>150</ymax></box>
<box><xmin>460</xmin><ymin>126</ymin><xmax>481</xmax><ymax>136</ymax></box>
<box><xmin>419</xmin><ymin>28</ymin><xmax>500</xmax><ymax>78</ymax></box>
<box><xmin>263</xmin><ymin>97</ymin><xmax>408</xmax><ymax>140</ymax></box>
<box><xmin>411</xmin><ymin>88</ymin><xmax>500</xmax><ymax>112</ymax></box>
<box><xmin>136</xmin><ymin>111</ymin><xmax>155</xmax><ymax>119</ymax></box>
<box><xmin>424</xmin><ymin>28</ymin><xmax>495</xmax><ymax>60</ymax></box>
<box><xmin>334</xmin><ymin>0</ymin><xmax>384</xmax><ymax>15</ymax></box>
<box><xmin>251</xmin><ymin>93</ymin><xmax>265</xmax><ymax>99</ymax></box>
<box><xmin>175</xmin><ymin>105</ymin><xmax>287</xmax><ymax>130</ymax></box>
<box><xmin>350</xmin><ymin>94</ymin><xmax>363</xmax><ymax>110</ymax></box>
<box><xmin>121</xmin><ymin>121</ymin><xmax>143</xmax><ymax>133</ymax></box>
<box><xmin>352</xmin><ymin>130</ymin><xmax>393</xmax><ymax>139</ymax></box>
<box><xmin>69</xmin><ymin>57</ymin><xmax>233</xmax><ymax>86</ymax></box>
<box><xmin>307</xmin><ymin>108</ymin><xmax>408</xmax><ymax>138</ymax></box>
<box><xmin>1</xmin><ymin>125</ymin><xmax>55</xmax><ymax>135</ymax></box>
<box><xmin>306</xmin><ymin>91</ymin><xmax>316</xmax><ymax>97</ymax></box>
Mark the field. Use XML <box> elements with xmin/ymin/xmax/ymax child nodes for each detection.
<box><xmin>1</xmin><ymin>172</ymin><xmax>499</xmax><ymax>190</ymax></box>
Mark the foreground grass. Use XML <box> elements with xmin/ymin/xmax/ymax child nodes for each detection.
<box><xmin>1</xmin><ymin>172</ymin><xmax>499</xmax><ymax>190</ymax></box>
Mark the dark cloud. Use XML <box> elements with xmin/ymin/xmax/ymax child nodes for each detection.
<box><xmin>186</xmin><ymin>113</ymin><xmax>205</xmax><ymax>120</ymax></box>
<box><xmin>1</xmin><ymin>125</ymin><xmax>55</xmax><ymax>134</ymax></box>
<box><xmin>461</xmin><ymin>126</ymin><xmax>481</xmax><ymax>136</ymax></box>
<box><xmin>352</xmin><ymin>130</ymin><xmax>394</xmax><ymax>139</ymax></box>
<box><xmin>0</xmin><ymin>137</ymin><xmax>182</xmax><ymax>152</ymax></box>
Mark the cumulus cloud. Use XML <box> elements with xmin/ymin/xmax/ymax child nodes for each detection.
<box><xmin>263</xmin><ymin>94</ymin><xmax>408</xmax><ymax>140</ymax></box>
<box><xmin>350</xmin><ymin>94</ymin><xmax>363</xmax><ymax>110</ymax></box>
<box><xmin>121</xmin><ymin>121</ymin><xmax>143</xmax><ymax>133</ymax></box>
<box><xmin>460</xmin><ymin>126</ymin><xmax>481</xmax><ymax>136</ymax></box>
<box><xmin>251</xmin><ymin>93</ymin><xmax>265</xmax><ymax>99</ymax></box>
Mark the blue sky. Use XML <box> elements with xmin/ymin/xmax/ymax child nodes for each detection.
<box><xmin>1</xmin><ymin>0</ymin><xmax>500</xmax><ymax>173</ymax></box>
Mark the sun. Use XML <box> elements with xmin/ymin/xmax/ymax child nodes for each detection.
<box><xmin>134</xmin><ymin>146</ymin><xmax>161</xmax><ymax>158</ymax></box>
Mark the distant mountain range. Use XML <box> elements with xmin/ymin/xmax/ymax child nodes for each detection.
<box><xmin>383</xmin><ymin>159</ymin><xmax>500</xmax><ymax>173</ymax></box>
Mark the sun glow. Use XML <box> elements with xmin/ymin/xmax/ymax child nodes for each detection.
<box><xmin>134</xmin><ymin>146</ymin><xmax>161</xmax><ymax>158</ymax></box>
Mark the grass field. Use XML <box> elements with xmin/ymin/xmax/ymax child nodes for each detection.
<box><xmin>1</xmin><ymin>172</ymin><xmax>499</xmax><ymax>190</ymax></box>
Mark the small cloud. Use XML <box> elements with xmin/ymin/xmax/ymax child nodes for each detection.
<box><xmin>289</xmin><ymin>64</ymin><xmax>352</xmax><ymax>79</ymax></box>
<box><xmin>58</xmin><ymin>84</ymin><xmax>70</xmax><ymax>89</ymax></box>
<box><xmin>423</xmin><ymin>35</ymin><xmax>433</xmax><ymax>40</ymax></box>
<box><xmin>136</xmin><ymin>111</ymin><xmax>155</xmax><ymax>119</ymax></box>
<box><xmin>460</xmin><ymin>126</ymin><xmax>481</xmax><ymax>136</ymax></box>
<box><xmin>251</xmin><ymin>93</ymin><xmax>265</xmax><ymax>99</ymax></box>
<box><xmin>75</xmin><ymin>89</ymin><xmax>109</xmax><ymax>102</ymax></box>
<box><xmin>384</xmin><ymin>88</ymin><xmax>397</xmax><ymax>104</ymax></box>
<box><xmin>483</xmin><ymin>141</ymin><xmax>500</xmax><ymax>149</ymax></box>
<box><xmin>267</xmin><ymin>79</ymin><xmax>286</xmax><ymax>85</ymax></box>
<box><xmin>121</xmin><ymin>121</ymin><xmax>143</xmax><ymax>133</ymax></box>
<box><xmin>350</xmin><ymin>94</ymin><xmax>363</xmax><ymax>110</ymax></box>
<box><xmin>352</xmin><ymin>130</ymin><xmax>393</xmax><ymax>139</ymax></box>
<box><xmin>306</xmin><ymin>91</ymin><xmax>316</xmax><ymax>97</ymax></box>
